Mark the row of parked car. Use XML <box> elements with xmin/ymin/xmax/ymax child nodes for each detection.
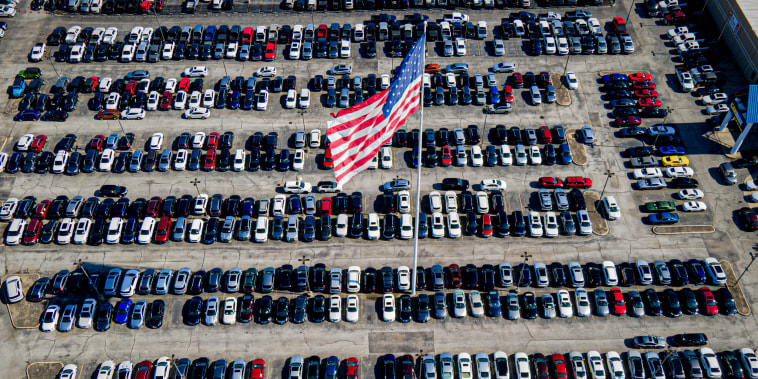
<box><xmin>54</xmin><ymin>357</ymin><xmax>263</xmax><ymax>379</ymax></box>
<box><xmin>23</xmin><ymin>258</ymin><xmax>730</xmax><ymax>305</ymax></box>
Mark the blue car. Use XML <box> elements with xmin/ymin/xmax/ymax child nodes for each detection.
<box><xmin>122</xmin><ymin>217</ymin><xmax>138</xmax><ymax>244</ymax></box>
<box><xmin>228</xmin><ymin>91</ymin><xmax>240</xmax><ymax>109</ymax></box>
<box><xmin>114</xmin><ymin>298</ymin><xmax>133</xmax><ymax>324</ymax></box>
<box><xmin>6</xmin><ymin>152</ymin><xmax>22</xmax><ymax>173</ymax></box>
<box><xmin>418</xmin><ymin>212</ymin><xmax>428</xmax><ymax>238</ymax></box>
<box><xmin>658</xmin><ymin>146</ymin><xmax>685</xmax><ymax>155</ymax></box>
<box><xmin>324</xmin><ymin>356</ymin><xmax>339</xmax><ymax>379</ymax></box>
<box><xmin>289</xmin><ymin>195</ymin><xmax>301</xmax><ymax>214</ymax></box>
<box><xmin>648</xmin><ymin>212</ymin><xmax>679</xmax><ymax>224</ymax></box>
<box><xmin>278</xmin><ymin>149</ymin><xmax>290</xmax><ymax>171</ymax></box>
<box><xmin>559</xmin><ymin>143</ymin><xmax>573</xmax><ymax>164</ymax></box>
<box><xmin>14</xmin><ymin>110</ymin><xmax>41</xmax><ymax>121</ymax></box>
<box><xmin>600</xmin><ymin>73</ymin><xmax>628</xmax><ymax>83</ymax></box>
<box><xmin>489</xmin><ymin>86</ymin><xmax>500</xmax><ymax>104</ymax></box>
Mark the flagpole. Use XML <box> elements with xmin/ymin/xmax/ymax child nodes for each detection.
<box><xmin>411</xmin><ymin>26</ymin><xmax>426</xmax><ymax>296</ymax></box>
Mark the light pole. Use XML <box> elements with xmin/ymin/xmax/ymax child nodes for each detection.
<box><xmin>736</xmin><ymin>252</ymin><xmax>757</xmax><ymax>285</ymax></box>
<box><xmin>563</xmin><ymin>54</ymin><xmax>570</xmax><ymax>75</ymax></box>
<box><xmin>515</xmin><ymin>251</ymin><xmax>532</xmax><ymax>293</ymax></box>
<box><xmin>717</xmin><ymin>11</ymin><xmax>734</xmax><ymax>43</ymax></box>
<box><xmin>651</xmin><ymin>107</ymin><xmax>674</xmax><ymax>147</ymax></box>
<box><xmin>600</xmin><ymin>170</ymin><xmax>615</xmax><ymax>199</ymax></box>
<box><xmin>625</xmin><ymin>0</ymin><xmax>636</xmax><ymax>23</ymax></box>
<box><xmin>190</xmin><ymin>178</ymin><xmax>201</xmax><ymax>194</ymax></box>
<box><xmin>298</xmin><ymin>255</ymin><xmax>313</xmax><ymax>296</ymax></box>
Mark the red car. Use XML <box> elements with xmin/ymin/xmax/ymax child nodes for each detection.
<box><xmin>564</xmin><ymin>176</ymin><xmax>592</xmax><ymax>189</ymax></box>
<box><xmin>615</xmin><ymin>116</ymin><xmax>642</xmax><ymax>127</ymax></box>
<box><xmin>240</xmin><ymin>294</ymin><xmax>254</xmax><ymax>322</ymax></box>
<box><xmin>178</xmin><ymin>77</ymin><xmax>191</xmax><ymax>92</ymax></box>
<box><xmin>134</xmin><ymin>361</ymin><xmax>153</xmax><ymax>379</ymax></box>
<box><xmin>551</xmin><ymin>354</ymin><xmax>568</xmax><ymax>379</ymax></box>
<box><xmin>481</xmin><ymin>214</ymin><xmax>492</xmax><ymax>237</ymax></box>
<box><xmin>699</xmin><ymin>287</ymin><xmax>719</xmax><ymax>315</ymax></box>
<box><xmin>347</xmin><ymin>357</ymin><xmax>361</xmax><ymax>379</ymax></box>
<box><xmin>154</xmin><ymin>216</ymin><xmax>171</xmax><ymax>244</ymax></box>
<box><xmin>664</xmin><ymin>11</ymin><xmax>686</xmax><ymax>25</ymax></box>
<box><xmin>538</xmin><ymin>125</ymin><xmax>552</xmax><ymax>143</ymax></box>
<box><xmin>448</xmin><ymin>264</ymin><xmax>462</xmax><ymax>288</ymax></box>
<box><xmin>631</xmin><ymin>81</ymin><xmax>656</xmax><ymax>90</ymax></box>
<box><xmin>638</xmin><ymin>98</ymin><xmax>662</xmax><ymax>108</ymax></box>
<box><xmin>203</xmin><ymin>150</ymin><xmax>216</xmax><ymax>171</ymax></box>
<box><xmin>317</xmin><ymin>24</ymin><xmax>328</xmax><ymax>38</ymax></box>
<box><xmin>534</xmin><ymin>354</ymin><xmax>549</xmax><ymax>379</ymax></box>
<box><xmin>96</xmin><ymin>109</ymin><xmax>119</xmax><ymax>120</ymax></box>
<box><xmin>635</xmin><ymin>89</ymin><xmax>659</xmax><ymax>98</ymax></box>
<box><xmin>88</xmin><ymin>135</ymin><xmax>105</xmax><ymax>151</ymax></box>
<box><xmin>207</xmin><ymin>132</ymin><xmax>219</xmax><ymax>149</ymax></box>
<box><xmin>320</xmin><ymin>198</ymin><xmax>332</xmax><ymax>215</ymax></box>
<box><xmin>424</xmin><ymin>64</ymin><xmax>440</xmax><ymax>74</ymax></box>
<box><xmin>628</xmin><ymin>72</ymin><xmax>653</xmax><ymax>82</ymax></box>
<box><xmin>503</xmin><ymin>85</ymin><xmax>514</xmax><ymax>103</ymax></box>
<box><xmin>145</xmin><ymin>196</ymin><xmax>162</xmax><ymax>217</ymax></box>
<box><xmin>440</xmin><ymin>145</ymin><xmax>452</xmax><ymax>166</ymax></box>
<box><xmin>29</xmin><ymin>135</ymin><xmax>47</xmax><ymax>152</ymax></box>
<box><xmin>538</xmin><ymin>177</ymin><xmax>564</xmax><ymax>188</ymax></box>
<box><xmin>33</xmin><ymin>200</ymin><xmax>51</xmax><ymax>219</ymax></box>
<box><xmin>250</xmin><ymin>359</ymin><xmax>266</xmax><ymax>379</ymax></box>
<box><xmin>511</xmin><ymin>72</ymin><xmax>524</xmax><ymax>88</ymax></box>
<box><xmin>264</xmin><ymin>41</ymin><xmax>277</xmax><ymax>61</ymax></box>
<box><xmin>86</xmin><ymin>76</ymin><xmax>99</xmax><ymax>92</ymax></box>
<box><xmin>612</xmin><ymin>16</ymin><xmax>627</xmax><ymax>33</ymax></box>
<box><xmin>22</xmin><ymin>218</ymin><xmax>42</xmax><ymax>245</ymax></box>
<box><xmin>241</xmin><ymin>27</ymin><xmax>254</xmax><ymax>43</ymax></box>
<box><xmin>322</xmin><ymin>148</ymin><xmax>334</xmax><ymax>169</ymax></box>
<box><xmin>124</xmin><ymin>80</ymin><xmax>137</xmax><ymax>95</ymax></box>
<box><xmin>610</xmin><ymin>288</ymin><xmax>627</xmax><ymax>315</ymax></box>
<box><xmin>159</xmin><ymin>92</ymin><xmax>173</xmax><ymax>110</ymax></box>
<box><xmin>539</xmin><ymin>71</ymin><xmax>552</xmax><ymax>87</ymax></box>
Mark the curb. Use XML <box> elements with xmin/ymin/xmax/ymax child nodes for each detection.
<box><xmin>652</xmin><ymin>225</ymin><xmax>716</xmax><ymax>234</ymax></box>
<box><xmin>584</xmin><ymin>191</ymin><xmax>609</xmax><ymax>236</ymax></box>
<box><xmin>722</xmin><ymin>260</ymin><xmax>751</xmax><ymax>316</ymax></box>
<box><xmin>565</xmin><ymin>129</ymin><xmax>588</xmax><ymax>166</ymax></box>
<box><xmin>27</xmin><ymin>362</ymin><xmax>64</xmax><ymax>379</ymax></box>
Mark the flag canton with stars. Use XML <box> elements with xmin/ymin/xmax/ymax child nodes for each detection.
<box><xmin>382</xmin><ymin>33</ymin><xmax>425</xmax><ymax>119</ymax></box>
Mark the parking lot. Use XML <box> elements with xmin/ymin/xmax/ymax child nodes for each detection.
<box><xmin>0</xmin><ymin>0</ymin><xmax>758</xmax><ymax>378</ymax></box>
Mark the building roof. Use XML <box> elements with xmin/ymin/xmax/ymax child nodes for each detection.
<box><xmin>736</xmin><ymin>0</ymin><xmax>758</xmax><ymax>38</ymax></box>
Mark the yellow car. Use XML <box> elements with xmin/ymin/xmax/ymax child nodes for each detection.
<box><xmin>662</xmin><ymin>156</ymin><xmax>689</xmax><ymax>167</ymax></box>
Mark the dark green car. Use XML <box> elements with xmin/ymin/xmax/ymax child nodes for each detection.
<box><xmin>645</xmin><ymin>201</ymin><xmax>675</xmax><ymax>212</ymax></box>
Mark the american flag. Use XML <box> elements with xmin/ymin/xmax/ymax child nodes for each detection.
<box><xmin>326</xmin><ymin>34</ymin><xmax>425</xmax><ymax>186</ymax></box>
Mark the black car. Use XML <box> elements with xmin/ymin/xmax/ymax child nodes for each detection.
<box><xmin>274</xmin><ymin>296</ymin><xmax>289</xmax><ymax>324</ymax></box>
<box><xmin>568</xmin><ymin>189</ymin><xmax>586</xmax><ymax>211</ymax></box>
<box><xmin>550</xmin><ymin>263</ymin><xmax>566</xmax><ymax>287</ymax></box>
<box><xmin>717</xmin><ymin>288</ymin><xmax>737</xmax><ymax>315</ymax></box>
<box><xmin>464</xmin><ymin>212</ymin><xmax>478</xmax><ymax>236</ymax></box>
<box><xmin>643</xmin><ymin>289</ymin><xmax>663</xmax><ymax>316</ymax></box>
<box><xmin>186</xmin><ymin>297</ymin><xmax>203</xmax><ymax>326</ymax></box>
<box><xmin>380</xmin><ymin>266</ymin><xmax>393</xmax><ymax>293</ymax></box>
<box><xmin>618</xmin><ymin>126</ymin><xmax>648</xmax><ymax>138</ymax></box>
<box><xmin>673</xmin><ymin>333</ymin><xmax>708</xmax><ymax>347</ymax></box>
<box><xmin>522</xmin><ymin>292</ymin><xmax>538</xmax><ymax>319</ymax></box>
<box><xmin>680</xmin><ymin>288</ymin><xmax>699</xmax><ymax>315</ymax></box>
<box><xmin>146</xmin><ymin>300</ymin><xmax>165</xmax><ymax>329</ymax></box>
<box><xmin>257</xmin><ymin>295</ymin><xmax>272</xmax><ymax>324</ymax></box>
<box><xmin>494</xmin><ymin>210</ymin><xmax>510</xmax><ymax>237</ymax></box>
<box><xmin>626</xmin><ymin>146</ymin><xmax>655</xmax><ymax>158</ymax></box>
<box><xmin>585</xmin><ymin>263</ymin><xmax>602</xmax><ymax>287</ymax></box>
<box><xmin>363</xmin><ymin>267</ymin><xmax>376</xmax><ymax>293</ymax></box>
<box><xmin>382</xmin><ymin>214</ymin><xmax>395</xmax><ymax>239</ymax></box>
<box><xmin>669</xmin><ymin>259</ymin><xmax>690</xmax><ymax>286</ymax></box>
<box><xmin>310</xmin><ymin>295</ymin><xmax>326</xmax><ymax>322</ymax></box>
<box><xmin>512</xmin><ymin>211</ymin><xmax>526</xmax><ymax>236</ymax></box>
<box><xmin>663</xmin><ymin>289</ymin><xmax>682</xmax><ymax>317</ymax></box>
<box><xmin>292</xmin><ymin>295</ymin><xmax>307</xmax><ymax>324</ymax></box>
<box><xmin>93</xmin><ymin>302</ymin><xmax>112</xmax><ymax>331</ymax></box>
<box><xmin>207</xmin><ymin>268</ymin><xmax>222</xmax><ymax>292</ymax></box>
<box><xmin>669</xmin><ymin>178</ymin><xmax>699</xmax><ymax>189</ymax></box>
<box><xmin>441</xmin><ymin>178</ymin><xmax>470</xmax><ymax>191</ymax></box>
<box><xmin>618</xmin><ymin>262</ymin><xmax>636</xmax><ymax>286</ymax></box>
<box><xmin>416</xmin><ymin>294</ymin><xmax>430</xmax><ymax>322</ymax></box>
<box><xmin>398</xmin><ymin>295</ymin><xmax>412</xmax><ymax>322</ymax></box>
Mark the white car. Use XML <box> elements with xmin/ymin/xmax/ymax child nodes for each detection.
<box><xmin>498</xmin><ymin>145</ymin><xmax>513</xmax><ymax>166</ymax></box>
<box><xmin>4</xmin><ymin>275</ymin><xmax>22</xmax><ymax>303</ymax></box>
<box><xmin>57</xmin><ymin>218</ymin><xmax>75</xmax><ymax>244</ymax></box>
<box><xmin>679</xmin><ymin>189</ymin><xmax>705</xmax><ymax>199</ymax></box>
<box><xmin>345</xmin><ymin>295</ymin><xmax>359</xmax><ymax>322</ymax></box>
<box><xmin>256</xmin><ymin>90</ymin><xmax>269</xmax><ymax>110</ymax></box>
<box><xmin>98</xmin><ymin>149</ymin><xmax>115</xmax><ymax>171</ymax></box>
<box><xmin>5</xmin><ymin>218</ymin><xmax>24</xmax><ymax>245</ymax></box>
<box><xmin>328</xmin><ymin>295</ymin><xmax>341</xmax><ymax>322</ymax></box>
<box><xmin>397</xmin><ymin>266</ymin><xmax>411</xmax><ymax>290</ymax></box>
<box><xmin>153</xmin><ymin>358</ymin><xmax>171</xmax><ymax>379</ymax></box>
<box><xmin>137</xmin><ymin>217</ymin><xmax>155</xmax><ymax>244</ymax></box>
<box><xmin>706</xmin><ymin>104</ymin><xmax>729</xmax><ymax>115</ymax></box>
<box><xmin>447</xmin><ymin>211</ymin><xmax>462</xmax><ymax>238</ymax></box>
<box><xmin>16</xmin><ymin>133</ymin><xmax>34</xmax><ymax>151</ymax></box>
<box><xmin>565</xmin><ymin>71</ymin><xmax>579</xmax><ymax>90</ymax></box>
<box><xmin>292</xmin><ymin>149</ymin><xmax>305</xmax><ymax>171</ymax></box>
<box><xmin>30</xmin><ymin>43</ymin><xmax>45</xmax><ymax>61</ymax></box>
<box><xmin>202</xmin><ymin>89</ymin><xmax>215</xmax><ymax>108</ymax></box>
<box><xmin>41</xmin><ymin>305</ymin><xmax>60</xmax><ymax>332</ymax></box>
<box><xmin>52</xmin><ymin>150</ymin><xmax>70</xmax><ymax>174</ymax></box>
<box><xmin>459</xmin><ymin>353</ymin><xmax>474</xmax><ymax>379</ymax></box>
<box><xmin>557</xmin><ymin>290</ymin><xmax>573</xmax><ymax>317</ymax></box>
<box><xmin>96</xmin><ymin>361</ymin><xmax>115</xmax><ymax>379</ymax></box>
<box><xmin>455</xmin><ymin>37</ymin><xmax>466</xmax><ymax>56</ymax></box>
<box><xmin>164</xmin><ymin>78</ymin><xmax>177</xmax><ymax>93</ymax></box>
<box><xmin>191</xmin><ymin>132</ymin><xmax>206</xmax><ymax>148</ymax></box>
<box><xmin>397</xmin><ymin>191</ymin><xmax>411</xmax><ymax>213</ymax></box>
<box><xmin>283</xmin><ymin>179</ymin><xmax>312</xmax><ymax>193</ymax></box>
<box><xmin>544</xmin><ymin>212</ymin><xmax>559</xmax><ymax>237</ymax></box>
<box><xmin>161</xmin><ymin>41</ymin><xmax>175</xmax><ymax>59</ymax></box>
<box><xmin>255</xmin><ymin>66</ymin><xmax>277</xmax><ymax>77</ymax></box>
<box><xmin>146</xmin><ymin>91</ymin><xmax>160</xmax><ymax>111</ymax></box>
<box><xmin>605</xmin><ymin>352</ymin><xmax>625</xmax><ymax>379</ymax></box>
<box><xmin>174</xmin><ymin>149</ymin><xmax>188</xmax><ymax>171</ymax></box>
<box><xmin>528</xmin><ymin>212</ymin><xmax>543</xmax><ymax>237</ymax></box>
<box><xmin>105</xmin><ymin>93</ymin><xmax>120</xmax><ymax>110</ymax></box>
<box><xmin>366</xmin><ymin>213</ymin><xmax>380</xmax><ymax>240</ymax></box>
<box><xmin>648</xmin><ymin>125</ymin><xmax>676</xmax><ymax>136</ymax></box>
<box><xmin>120</xmin><ymin>43</ymin><xmax>135</xmax><ymax>62</ymax></box>
<box><xmin>699</xmin><ymin>348</ymin><xmax>722</xmax><ymax>379</ymax></box>
<box><xmin>106</xmin><ymin>218</ymin><xmax>123</xmax><ymax>244</ymax></box>
<box><xmin>602</xmin><ymin>197</ymin><xmax>621</xmax><ymax>220</ymax></box>
<box><xmin>514</xmin><ymin>353</ymin><xmax>531</xmax><ymax>379</ymax></box>
<box><xmin>65</xmin><ymin>25</ymin><xmax>81</xmax><ymax>44</ymax></box>
<box><xmin>380</xmin><ymin>146</ymin><xmax>393</xmax><ymax>169</ymax></box>
<box><xmin>57</xmin><ymin>364</ymin><xmax>78</xmax><ymax>379</ymax></box>
<box><xmin>339</xmin><ymin>40</ymin><xmax>351</xmax><ymax>58</ymax></box>
<box><xmin>0</xmin><ymin>198</ymin><xmax>18</xmax><ymax>221</ymax></box>
<box><xmin>666</xmin><ymin>166</ymin><xmax>694</xmax><ymax>178</ymax></box>
<box><xmin>272</xmin><ymin>195</ymin><xmax>286</xmax><ymax>215</ymax></box>
<box><xmin>103</xmin><ymin>27</ymin><xmax>118</xmax><ymax>44</ymax></box>
<box><xmin>184</xmin><ymin>66</ymin><xmax>208</xmax><ymax>77</ymax></box>
<box><xmin>682</xmin><ymin>201</ymin><xmax>707</xmax><ymax>212</ymax></box>
<box><xmin>475</xmin><ymin>192</ymin><xmax>489</xmax><ymax>214</ymax></box>
<box><xmin>289</xmin><ymin>41</ymin><xmax>301</xmax><ymax>59</ymax></box>
<box><xmin>470</xmin><ymin>145</ymin><xmax>483</xmax><ymax>167</ymax></box>
<box><xmin>188</xmin><ymin>91</ymin><xmax>202</xmax><ymax>109</ymax></box>
<box><xmin>308</xmin><ymin>129</ymin><xmax>320</xmax><ymax>148</ymax></box>
<box><xmin>452</xmin><ymin>290</ymin><xmax>467</xmax><ymax>317</ymax></box>
<box><xmin>704</xmin><ymin>257</ymin><xmax>727</xmax><ymax>285</ymax></box>
<box><xmin>120</xmin><ymin>107</ymin><xmax>145</xmax><ymax>120</ymax></box>
<box><xmin>299</xmin><ymin>89</ymin><xmax>311</xmax><ymax>109</ymax></box>
<box><xmin>226</xmin><ymin>42</ymin><xmax>238</xmax><ymax>58</ymax></box>
<box><xmin>73</xmin><ymin>218</ymin><xmax>92</xmax><ymax>244</ymax></box>
<box><xmin>469</xmin><ymin>291</ymin><xmax>484</xmax><ymax>317</ymax></box>
<box><xmin>528</xmin><ymin>145</ymin><xmax>542</xmax><ymax>165</ymax></box>
<box><xmin>149</xmin><ymin>133</ymin><xmax>164</xmax><ymax>150</ymax></box>
<box><xmin>204</xmin><ymin>297</ymin><xmax>219</xmax><ymax>326</ymax></box>
<box><xmin>335</xmin><ymin>214</ymin><xmax>348</xmax><ymax>237</ymax></box>
<box><xmin>480</xmin><ymin>179</ymin><xmax>506</xmax><ymax>191</ymax></box>
<box><xmin>431</xmin><ymin>212</ymin><xmax>445</xmax><ymax>238</ymax></box>
<box><xmin>544</xmin><ymin>36</ymin><xmax>557</xmax><ymax>54</ymax></box>
<box><xmin>285</xmin><ymin>89</ymin><xmax>297</xmax><ymax>109</ymax></box>
<box><xmin>382</xmin><ymin>294</ymin><xmax>395</xmax><ymax>322</ymax></box>
<box><xmin>739</xmin><ymin>349</ymin><xmax>758</xmax><ymax>379</ymax></box>
<box><xmin>399</xmin><ymin>214</ymin><xmax>413</xmax><ymax>240</ymax></box>
<box><xmin>634</xmin><ymin>167</ymin><xmax>663</xmax><ymax>179</ymax></box>
<box><xmin>254</xmin><ymin>217</ymin><xmax>269</xmax><ymax>242</ymax></box>
<box><xmin>233</xmin><ymin>149</ymin><xmax>245</xmax><ymax>172</ymax></box>
<box><xmin>587</xmin><ymin>351</ymin><xmax>605</xmax><ymax>379</ymax></box>
<box><xmin>221</xmin><ymin>297</ymin><xmax>237</xmax><ymax>325</ymax></box>
<box><xmin>702</xmin><ymin>93</ymin><xmax>728</xmax><ymax>105</ymax></box>
<box><xmin>185</xmin><ymin>107</ymin><xmax>210</xmax><ymax>119</ymax></box>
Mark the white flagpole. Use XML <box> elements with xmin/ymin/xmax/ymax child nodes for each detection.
<box><xmin>411</xmin><ymin>26</ymin><xmax>426</xmax><ymax>296</ymax></box>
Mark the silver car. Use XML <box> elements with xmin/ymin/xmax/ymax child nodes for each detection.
<box><xmin>453</xmin><ymin>290</ymin><xmax>467</xmax><ymax>318</ymax></box>
<box><xmin>554</xmin><ymin>188</ymin><xmax>569</xmax><ymax>210</ymax></box>
<box><xmin>157</xmin><ymin>149</ymin><xmax>172</xmax><ymax>171</ymax></box>
<box><xmin>593</xmin><ymin>289</ymin><xmax>609</xmax><ymax>316</ymax></box>
<box><xmin>506</xmin><ymin>293</ymin><xmax>520</xmax><ymax>320</ymax></box>
<box><xmin>129</xmin><ymin>300</ymin><xmax>146</xmax><ymax>329</ymax></box>
<box><xmin>637</xmin><ymin>178</ymin><xmax>667</xmax><ymax>190</ymax></box>
<box><xmin>285</xmin><ymin>215</ymin><xmax>298</xmax><ymax>242</ymax></box>
<box><xmin>204</xmin><ymin>296</ymin><xmax>219</xmax><ymax>325</ymax></box>
<box><xmin>155</xmin><ymin>269</ymin><xmax>172</xmax><ymax>294</ymax></box>
<box><xmin>628</xmin><ymin>351</ymin><xmax>645</xmax><ymax>379</ymax></box>
<box><xmin>538</xmin><ymin>189</ymin><xmax>553</xmax><ymax>211</ymax></box>
<box><xmin>172</xmin><ymin>267</ymin><xmax>191</xmax><ymax>295</ymax></box>
<box><xmin>576</xmin><ymin>210</ymin><xmax>593</xmax><ymax>235</ymax></box>
<box><xmin>289</xmin><ymin>356</ymin><xmax>304</xmax><ymax>379</ymax></box>
<box><xmin>226</xmin><ymin>267</ymin><xmax>242</xmax><ymax>292</ymax></box>
<box><xmin>434</xmin><ymin>291</ymin><xmax>447</xmax><ymax>319</ymax></box>
<box><xmin>575</xmin><ymin>288</ymin><xmax>591</xmax><ymax>317</ymax></box>
<box><xmin>219</xmin><ymin>216</ymin><xmax>236</xmax><ymax>242</ymax></box>
<box><xmin>542</xmin><ymin>294</ymin><xmax>556</xmax><ymax>319</ymax></box>
<box><xmin>514</xmin><ymin>144</ymin><xmax>527</xmax><ymax>165</ymax></box>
